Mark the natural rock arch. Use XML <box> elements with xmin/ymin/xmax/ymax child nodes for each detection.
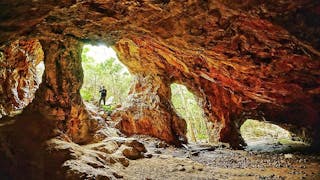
<box><xmin>0</xmin><ymin>3</ymin><xmax>319</xmax><ymax>178</ymax></box>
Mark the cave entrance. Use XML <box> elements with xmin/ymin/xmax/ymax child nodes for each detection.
<box><xmin>81</xmin><ymin>44</ymin><xmax>133</xmax><ymax>111</ymax></box>
<box><xmin>240</xmin><ymin>119</ymin><xmax>308</xmax><ymax>152</ymax></box>
<box><xmin>170</xmin><ymin>83</ymin><xmax>209</xmax><ymax>144</ymax></box>
<box><xmin>36</xmin><ymin>61</ymin><xmax>45</xmax><ymax>84</ymax></box>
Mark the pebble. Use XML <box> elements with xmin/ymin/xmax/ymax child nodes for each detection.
<box><xmin>191</xmin><ymin>151</ymin><xmax>200</xmax><ymax>156</ymax></box>
<box><xmin>112</xmin><ymin>172</ymin><xmax>124</xmax><ymax>178</ymax></box>
<box><xmin>284</xmin><ymin>154</ymin><xmax>293</xmax><ymax>159</ymax></box>
<box><xmin>177</xmin><ymin>165</ymin><xmax>185</xmax><ymax>171</ymax></box>
<box><xmin>156</xmin><ymin>142</ymin><xmax>167</xmax><ymax>148</ymax></box>
<box><xmin>144</xmin><ymin>153</ymin><xmax>153</xmax><ymax>158</ymax></box>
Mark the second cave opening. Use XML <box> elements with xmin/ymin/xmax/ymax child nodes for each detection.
<box><xmin>170</xmin><ymin>83</ymin><xmax>209</xmax><ymax>144</ymax></box>
<box><xmin>240</xmin><ymin>119</ymin><xmax>309</xmax><ymax>152</ymax></box>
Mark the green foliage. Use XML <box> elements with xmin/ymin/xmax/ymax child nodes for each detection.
<box><xmin>171</xmin><ymin>83</ymin><xmax>209</xmax><ymax>143</ymax></box>
<box><xmin>81</xmin><ymin>44</ymin><xmax>133</xmax><ymax>105</ymax></box>
<box><xmin>101</xmin><ymin>105</ymin><xmax>115</xmax><ymax>113</ymax></box>
<box><xmin>240</xmin><ymin>119</ymin><xmax>291</xmax><ymax>141</ymax></box>
<box><xmin>197</xmin><ymin>133</ymin><xmax>208</xmax><ymax>140</ymax></box>
<box><xmin>80</xmin><ymin>88</ymin><xmax>94</xmax><ymax>101</ymax></box>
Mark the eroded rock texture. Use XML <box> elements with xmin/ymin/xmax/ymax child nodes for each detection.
<box><xmin>0</xmin><ymin>0</ymin><xmax>319</xmax><ymax>178</ymax></box>
<box><xmin>0</xmin><ymin>39</ymin><xmax>43</xmax><ymax>118</ymax></box>
<box><xmin>113</xmin><ymin>74</ymin><xmax>187</xmax><ymax>145</ymax></box>
<box><xmin>36</xmin><ymin>38</ymin><xmax>92</xmax><ymax>144</ymax></box>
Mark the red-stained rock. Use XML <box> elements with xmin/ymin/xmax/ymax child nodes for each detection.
<box><xmin>33</xmin><ymin>38</ymin><xmax>93</xmax><ymax>144</ymax></box>
<box><xmin>0</xmin><ymin>0</ymin><xmax>319</xmax><ymax>178</ymax></box>
<box><xmin>0</xmin><ymin>0</ymin><xmax>318</xmax><ymax>148</ymax></box>
<box><xmin>114</xmin><ymin>34</ymin><xmax>319</xmax><ymax>148</ymax></box>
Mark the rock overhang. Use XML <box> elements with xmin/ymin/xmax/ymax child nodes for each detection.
<box><xmin>0</xmin><ymin>0</ymin><xmax>319</xmax><ymax>149</ymax></box>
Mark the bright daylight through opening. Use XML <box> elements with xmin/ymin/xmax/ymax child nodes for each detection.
<box><xmin>170</xmin><ymin>83</ymin><xmax>209</xmax><ymax>144</ymax></box>
<box><xmin>240</xmin><ymin>119</ymin><xmax>308</xmax><ymax>152</ymax></box>
<box><xmin>81</xmin><ymin>44</ymin><xmax>133</xmax><ymax>111</ymax></box>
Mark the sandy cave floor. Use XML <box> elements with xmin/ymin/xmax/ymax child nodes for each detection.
<box><xmin>68</xmin><ymin>104</ymin><xmax>320</xmax><ymax>180</ymax></box>
<box><xmin>111</xmin><ymin>135</ymin><xmax>320</xmax><ymax>180</ymax></box>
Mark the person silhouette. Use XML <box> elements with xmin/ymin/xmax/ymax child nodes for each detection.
<box><xmin>99</xmin><ymin>86</ymin><xmax>107</xmax><ymax>106</ymax></box>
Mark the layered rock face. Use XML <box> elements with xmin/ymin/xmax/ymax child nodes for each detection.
<box><xmin>0</xmin><ymin>1</ymin><xmax>319</xmax><ymax>177</ymax></box>
<box><xmin>113</xmin><ymin>74</ymin><xmax>187</xmax><ymax>145</ymax></box>
<box><xmin>0</xmin><ymin>39</ymin><xmax>44</xmax><ymax>118</ymax></box>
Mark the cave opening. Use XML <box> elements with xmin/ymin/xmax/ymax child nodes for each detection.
<box><xmin>170</xmin><ymin>83</ymin><xmax>209</xmax><ymax>144</ymax></box>
<box><xmin>80</xmin><ymin>44</ymin><xmax>133</xmax><ymax>111</ymax></box>
<box><xmin>36</xmin><ymin>61</ymin><xmax>45</xmax><ymax>85</ymax></box>
<box><xmin>240</xmin><ymin>119</ymin><xmax>309</xmax><ymax>152</ymax></box>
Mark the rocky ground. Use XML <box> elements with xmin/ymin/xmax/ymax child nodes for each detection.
<box><xmin>49</xmin><ymin>105</ymin><xmax>319</xmax><ymax>179</ymax></box>
<box><xmin>121</xmin><ymin>136</ymin><xmax>320</xmax><ymax>180</ymax></box>
<box><xmin>51</xmin><ymin>132</ymin><xmax>320</xmax><ymax>179</ymax></box>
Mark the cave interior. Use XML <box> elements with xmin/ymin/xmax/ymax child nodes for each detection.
<box><xmin>0</xmin><ymin>0</ymin><xmax>319</xmax><ymax>179</ymax></box>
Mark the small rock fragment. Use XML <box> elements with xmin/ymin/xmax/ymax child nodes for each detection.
<box><xmin>116</xmin><ymin>157</ymin><xmax>130</xmax><ymax>167</ymax></box>
<box><xmin>113</xmin><ymin>172</ymin><xmax>124</xmax><ymax>179</ymax></box>
<box><xmin>144</xmin><ymin>153</ymin><xmax>153</xmax><ymax>158</ymax></box>
<box><xmin>177</xmin><ymin>165</ymin><xmax>185</xmax><ymax>171</ymax></box>
<box><xmin>125</xmin><ymin>139</ymin><xmax>147</xmax><ymax>153</ymax></box>
<box><xmin>156</xmin><ymin>141</ymin><xmax>168</xmax><ymax>148</ymax></box>
<box><xmin>122</xmin><ymin>146</ymin><xmax>144</xmax><ymax>160</ymax></box>
<box><xmin>284</xmin><ymin>154</ymin><xmax>293</xmax><ymax>159</ymax></box>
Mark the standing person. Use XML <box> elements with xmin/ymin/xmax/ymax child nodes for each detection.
<box><xmin>99</xmin><ymin>86</ymin><xmax>107</xmax><ymax>106</ymax></box>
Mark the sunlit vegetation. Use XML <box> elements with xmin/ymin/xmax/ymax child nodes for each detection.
<box><xmin>36</xmin><ymin>61</ymin><xmax>45</xmax><ymax>84</ymax></box>
<box><xmin>170</xmin><ymin>83</ymin><xmax>209</xmax><ymax>143</ymax></box>
<box><xmin>240</xmin><ymin>119</ymin><xmax>291</xmax><ymax>143</ymax></box>
<box><xmin>240</xmin><ymin>119</ymin><xmax>310</xmax><ymax>152</ymax></box>
<box><xmin>81</xmin><ymin>44</ymin><xmax>133</xmax><ymax>107</ymax></box>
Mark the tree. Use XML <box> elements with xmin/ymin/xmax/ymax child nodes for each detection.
<box><xmin>170</xmin><ymin>83</ymin><xmax>209</xmax><ymax>143</ymax></box>
<box><xmin>80</xmin><ymin>45</ymin><xmax>133</xmax><ymax>106</ymax></box>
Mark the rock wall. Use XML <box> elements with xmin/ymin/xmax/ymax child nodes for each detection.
<box><xmin>113</xmin><ymin>74</ymin><xmax>187</xmax><ymax>145</ymax></box>
<box><xmin>0</xmin><ymin>39</ymin><xmax>44</xmax><ymax>118</ymax></box>
<box><xmin>114</xmin><ymin>33</ymin><xmax>319</xmax><ymax>147</ymax></box>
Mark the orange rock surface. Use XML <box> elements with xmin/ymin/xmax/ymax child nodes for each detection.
<box><xmin>0</xmin><ymin>0</ymin><xmax>319</xmax><ymax>178</ymax></box>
